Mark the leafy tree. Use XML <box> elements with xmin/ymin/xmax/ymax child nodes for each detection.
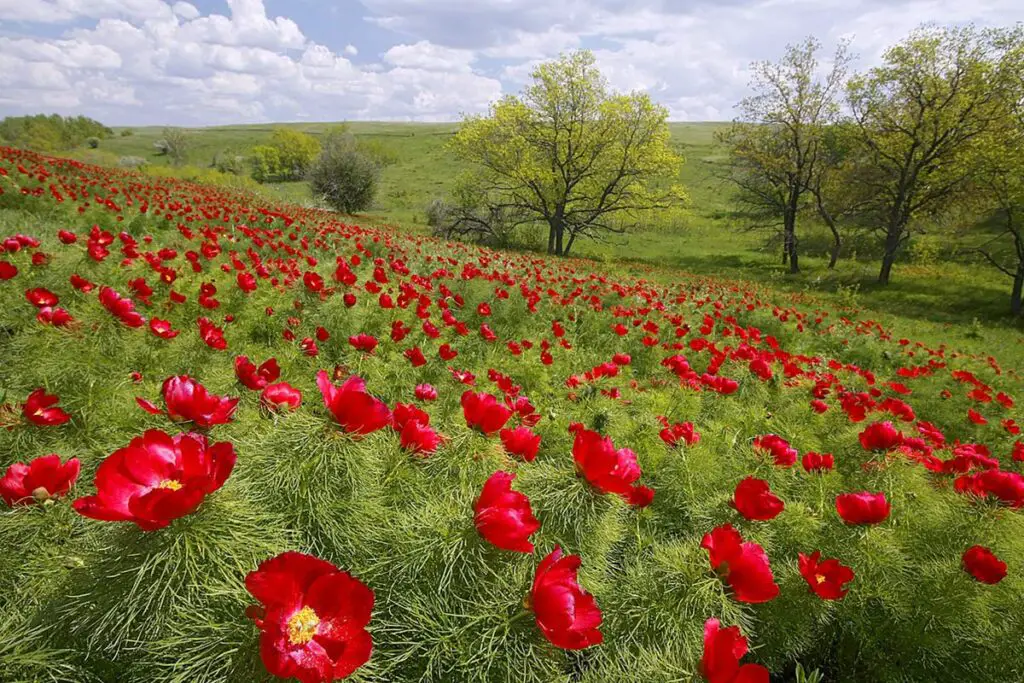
<box><xmin>970</xmin><ymin>26</ymin><xmax>1024</xmax><ymax>315</ymax></box>
<box><xmin>448</xmin><ymin>50</ymin><xmax>684</xmax><ymax>257</ymax></box>
<box><xmin>307</xmin><ymin>132</ymin><xmax>380</xmax><ymax>214</ymax></box>
<box><xmin>269</xmin><ymin>128</ymin><xmax>321</xmax><ymax>181</ymax></box>
<box><xmin>846</xmin><ymin>25</ymin><xmax>1003</xmax><ymax>284</ymax></box>
<box><xmin>0</xmin><ymin>114</ymin><xmax>111</xmax><ymax>151</ymax></box>
<box><xmin>718</xmin><ymin>37</ymin><xmax>852</xmax><ymax>273</ymax></box>
<box><xmin>249</xmin><ymin>145</ymin><xmax>283</xmax><ymax>182</ymax></box>
<box><xmin>160</xmin><ymin>127</ymin><xmax>192</xmax><ymax>166</ymax></box>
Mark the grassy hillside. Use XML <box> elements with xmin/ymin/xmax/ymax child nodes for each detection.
<box><xmin>69</xmin><ymin>121</ymin><xmax>1024</xmax><ymax>334</ymax></box>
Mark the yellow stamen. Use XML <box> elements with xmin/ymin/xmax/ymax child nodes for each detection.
<box><xmin>287</xmin><ymin>606</ymin><xmax>320</xmax><ymax>646</ymax></box>
<box><xmin>156</xmin><ymin>479</ymin><xmax>183</xmax><ymax>491</ymax></box>
<box><xmin>816</xmin><ymin>574</ymin><xmax>827</xmax><ymax>584</ymax></box>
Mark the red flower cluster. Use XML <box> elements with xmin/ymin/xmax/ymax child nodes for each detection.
<box><xmin>701</xmin><ymin>524</ymin><xmax>779</xmax><ymax>603</ymax></box>
<box><xmin>572</xmin><ymin>427</ymin><xmax>654</xmax><ymax>507</ymax></box>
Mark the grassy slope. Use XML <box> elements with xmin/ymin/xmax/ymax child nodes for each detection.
<box><xmin>73</xmin><ymin>121</ymin><xmax>1024</xmax><ymax>357</ymax></box>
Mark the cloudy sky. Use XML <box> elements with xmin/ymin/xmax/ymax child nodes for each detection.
<box><xmin>0</xmin><ymin>0</ymin><xmax>1019</xmax><ymax>125</ymax></box>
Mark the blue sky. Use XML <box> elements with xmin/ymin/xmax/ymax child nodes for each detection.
<box><xmin>0</xmin><ymin>0</ymin><xmax>1020</xmax><ymax>125</ymax></box>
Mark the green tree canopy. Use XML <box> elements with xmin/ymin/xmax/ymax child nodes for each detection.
<box><xmin>0</xmin><ymin>114</ymin><xmax>112</xmax><ymax>151</ymax></box>
<box><xmin>447</xmin><ymin>50</ymin><xmax>685</xmax><ymax>257</ymax></box>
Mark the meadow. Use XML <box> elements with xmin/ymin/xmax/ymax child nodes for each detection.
<box><xmin>1</xmin><ymin>139</ymin><xmax>1023</xmax><ymax>683</ymax></box>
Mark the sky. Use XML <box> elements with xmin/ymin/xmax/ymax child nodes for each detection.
<box><xmin>0</xmin><ymin>0</ymin><xmax>1019</xmax><ymax>126</ymax></box>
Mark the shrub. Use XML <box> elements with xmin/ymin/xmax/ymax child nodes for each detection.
<box><xmin>118</xmin><ymin>156</ymin><xmax>148</xmax><ymax>169</ymax></box>
<box><xmin>86</xmin><ymin>137</ymin><xmax>99</xmax><ymax>149</ymax></box>
<box><xmin>307</xmin><ymin>133</ymin><xmax>380</xmax><ymax>213</ymax></box>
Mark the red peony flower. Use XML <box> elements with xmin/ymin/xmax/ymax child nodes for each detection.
<box><xmin>25</xmin><ymin>287</ymin><xmax>58</xmax><ymax>308</ymax></box>
<box><xmin>530</xmin><ymin>546</ymin><xmax>603</xmax><ymax>650</ymax></box>
<box><xmin>500</xmin><ymin>426</ymin><xmax>541</xmax><ymax>462</ymax></box>
<box><xmin>835</xmin><ymin>492</ymin><xmax>891</xmax><ymax>524</ymax></box>
<box><xmin>36</xmin><ymin>306</ymin><xmax>73</xmax><ymax>327</ymax></box>
<box><xmin>414</xmin><ymin>384</ymin><xmax>438</xmax><ymax>401</ymax></box>
<box><xmin>72</xmin><ymin>429</ymin><xmax>235</xmax><ymax>530</ymax></box>
<box><xmin>1</xmin><ymin>454</ymin><xmax>80</xmax><ymax>506</ymax></box>
<box><xmin>348</xmin><ymin>333</ymin><xmax>378</xmax><ymax>354</ymax></box>
<box><xmin>955</xmin><ymin>470</ymin><xmax>1024</xmax><ymax>508</ymax></box>
<box><xmin>0</xmin><ymin>260</ymin><xmax>18</xmax><ymax>280</ymax></box>
<box><xmin>572</xmin><ymin>427</ymin><xmax>653</xmax><ymax>506</ymax></box>
<box><xmin>962</xmin><ymin>545</ymin><xmax>1007</xmax><ymax>584</ymax></box>
<box><xmin>404</xmin><ymin>346</ymin><xmax>427</xmax><ymax>367</ymax></box>
<box><xmin>474</xmin><ymin>471</ymin><xmax>540</xmax><ymax>552</ymax></box>
<box><xmin>752</xmin><ymin>434</ymin><xmax>797</xmax><ymax>467</ymax></box>
<box><xmin>398</xmin><ymin>419</ymin><xmax>443</xmax><ymax>455</ymax></box>
<box><xmin>149</xmin><ymin>318</ymin><xmax>180</xmax><ymax>339</ymax></box>
<box><xmin>701</xmin><ymin>524</ymin><xmax>779</xmax><ymax>604</ymax></box>
<box><xmin>136</xmin><ymin>375</ymin><xmax>239</xmax><ymax>428</ymax></box>
<box><xmin>235</xmin><ymin>355</ymin><xmax>281</xmax><ymax>390</ymax></box>
<box><xmin>701</xmin><ymin>617</ymin><xmax>769</xmax><ymax>683</ymax></box>
<box><xmin>659</xmin><ymin>420</ymin><xmax>701</xmax><ymax>448</ymax></box>
<box><xmin>461</xmin><ymin>390</ymin><xmax>513</xmax><ymax>436</ymax></box>
<box><xmin>798</xmin><ymin>551</ymin><xmax>854</xmax><ymax>599</ymax></box>
<box><xmin>858</xmin><ymin>421</ymin><xmax>903</xmax><ymax>451</ymax></box>
<box><xmin>99</xmin><ymin>286</ymin><xmax>145</xmax><ymax>327</ymax></box>
<box><xmin>22</xmin><ymin>388</ymin><xmax>71</xmax><ymax>426</ymax></box>
<box><xmin>801</xmin><ymin>452</ymin><xmax>834</xmax><ymax>473</ymax></box>
<box><xmin>198</xmin><ymin>317</ymin><xmax>227</xmax><ymax>350</ymax></box>
<box><xmin>732</xmin><ymin>477</ymin><xmax>784</xmax><ymax>521</ymax></box>
<box><xmin>245</xmin><ymin>551</ymin><xmax>374</xmax><ymax>683</ymax></box>
<box><xmin>261</xmin><ymin>383</ymin><xmax>303</xmax><ymax>413</ymax></box>
<box><xmin>316</xmin><ymin>371</ymin><xmax>392</xmax><ymax>435</ymax></box>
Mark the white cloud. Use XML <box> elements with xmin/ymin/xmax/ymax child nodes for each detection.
<box><xmin>383</xmin><ymin>40</ymin><xmax>475</xmax><ymax>71</ymax></box>
<box><xmin>0</xmin><ymin>0</ymin><xmax>1021</xmax><ymax>124</ymax></box>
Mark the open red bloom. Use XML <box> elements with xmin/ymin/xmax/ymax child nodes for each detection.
<box><xmin>530</xmin><ymin>546</ymin><xmax>603</xmax><ymax>650</ymax></box>
<box><xmin>0</xmin><ymin>260</ymin><xmax>18</xmax><ymax>280</ymax></box>
<box><xmin>955</xmin><ymin>470</ymin><xmax>1024</xmax><ymax>508</ymax></box>
<box><xmin>461</xmin><ymin>390</ymin><xmax>513</xmax><ymax>436</ymax></box>
<box><xmin>701</xmin><ymin>524</ymin><xmax>779</xmax><ymax>603</ymax></box>
<box><xmin>801</xmin><ymin>452</ymin><xmax>834</xmax><ymax>473</ymax></box>
<box><xmin>859</xmin><ymin>421</ymin><xmax>903</xmax><ymax>451</ymax></box>
<box><xmin>99</xmin><ymin>286</ymin><xmax>145</xmax><ymax>327</ymax></box>
<box><xmin>732</xmin><ymin>477</ymin><xmax>784</xmax><ymax>521</ymax></box>
<box><xmin>835</xmin><ymin>492</ymin><xmax>891</xmax><ymax>524</ymax></box>
<box><xmin>752</xmin><ymin>434</ymin><xmax>797</xmax><ymax>467</ymax></box>
<box><xmin>22</xmin><ymin>388</ymin><xmax>71</xmax><ymax>426</ymax></box>
<box><xmin>962</xmin><ymin>545</ymin><xmax>1007</xmax><ymax>584</ymax></box>
<box><xmin>235</xmin><ymin>355</ymin><xmax>281</xmax><ymax>390</ymax></box>
<box><xmin>73</xmin><ymin>429</ymin><xmax>235</xmax><ymax>530</ymax></box>
<box><xmin>474</xmin><ymin>471</ymin><xmax>540</xmax><ymax>552</ymax></box>
<box><xmin>701</xmin><ymin>618</ymin><xmax>769</xmax><ymax>683</ymax></box>
<box><xmin>348</xmin><ymin>333</ymin><xmax>378</xmax><ymax>354</ymax></box>
<box><xmin>149</xmin><ymin>318</ymin><xmax>180</xmax><ymax>339</ymax></box>
<box><xmin>316</xmin><ymin>371</ymin><xmax>392</xmax><ymax>435</ymax></box>
<box><xmin>414</xmin><ymin>384</ymin><xmax>438</xmax><ymax>401</ymax></box>
<box><xmin>1</xmin><ymin>454</ymin><xmax>80</xmax><ymax>506</ymax></box>
<box><xmin>261</xmin><ymin>383</ymin><xmax>303</xmax><ymax>412</ymax></box>
<box><xmin>398</xmin><ymin>419</ymin><xmax>443</xmax><ymax>455</ymax></box>
<box><xmin>25</xmin><ymin>287</ymin><xmax>58</xmax><ymax>308</ymax></box>
<box><xmin>36</xmin><ymin>306</ymin><xmax>73</xmax><ymax>327</ymax></box>
<box><xmin>798</xmin><ymin>551</ymin><xmax>854</xmax><ymax>599</ymax></box>
<box><xmin>500</xmin><ymin>426</ymin><xmax>541</xmax><ymax>462</ymax></box>
<box><xmin>245</xmin><ymin>551</ymin><xmax>374</xmax><ymax>683</ymax></box>
<box><xmin>198</xmin><ymin>317</ymin><xmax>227</xmax><ymax>350</ymax></box>
<box><xmin>137</xmin><ymin>376</ymin><xmax>238</xmax><ymax>428</ymax></box>
<box><xmin>572</xmin><ymin>427</ymin><xmax>653</xmax><ymax>506</ymax></box>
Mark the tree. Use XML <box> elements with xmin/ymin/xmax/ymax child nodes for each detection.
<box><xmin>269</xmin><ymin>129</ymin><xmax>321</xmax><ymax>180</ymax></box>
<box><xmin>447</xmin><ymin>50</ymin><xmax>684</xmax><ymax>257</ymax></box>
<box><xmin>250</xmin><ymin>145</ymin><xmax>283</xmax><ymax>182</ymax></box>
<box><xmin>307</xmin><ymin>132</ymin><xmax>380</xmax><ymax>214</ymax></box>
<box><xmin>847</xmin><ymin>25</ymin><xmax>1002</xmax><ymax>284</ymax></box>
<box><xmin>160</xmin><ymin>127</ymin><xmax>192</xmax><ymax>166</ymax></box>
<box><xmin>970</xmin><ymin>27</ymin><xmax>1024</xmax><ymax>315</ymax></box>
<box><xmin>717</xmin><ymin>37</ymin><xmax>852</xmax><ymax>273</ymax></box>
<box><xmin>0</xmin><ymin>114</ymin><xmax>111</xmax><ymax>151</ymax></box>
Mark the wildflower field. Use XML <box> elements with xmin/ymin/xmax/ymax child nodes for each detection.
<box><xmin>1</xmin><ymin>145</ymin><xmax>1023</xmax><ymax>683</ymax></box>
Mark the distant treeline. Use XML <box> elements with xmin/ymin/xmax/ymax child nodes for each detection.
<box><xmin>0</xmin><ymin>114</ymin><xmax>113</xmax><ymax>151</ymax></box>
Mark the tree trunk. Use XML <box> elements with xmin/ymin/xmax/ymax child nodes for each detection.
<box><xmin>564</xmin><ymin>232</ymin><xmax>576</xmax><ymax>258</ymax></box>
<box><xmin>878</xmin><ymin>222</ymin><xmax>903</xmax><ymax>285</ymax></box>
<box><xmin>1012</xmin><ymin>262</ymin><xmax>1024</xmax><ymax>317</ymax></box>
<box><xmin>547</xmin><ymin>223</ymin><xmax>556</xmax><ymax>255</ymax></box>
<box><xmin>783</xmin><ymin>211</ymin><xmax>799</xmax><ymax>274</ymax></box>
<box><xmin>828</xmin><ymin>232</ymin><xmax>841</xmax><ymax>269</ymax></box>
<box><xmin>555</xmin><ymin>223</ymin><xmax>564</xmax><ymax>256</ymax></box>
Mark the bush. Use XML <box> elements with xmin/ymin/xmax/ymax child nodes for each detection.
<box><xmin>120</xmin><ymin>129</ymin><xmax>134</xmax><ymax>137</ymax></box>
<box><xmin>213</xmin><ymin>149</ymin><xmax>247</xmax><ymax>176</ymax></box>
<box><xmin>86</xmin><ymin>137</ymin><xmax>99</xmax><ymax>149</ymax></box>
<box><xmin>307</xmin><ymin>133</ymin><xmax>380</xmax><ymax>213</ymax></box>
<box><xmin>0</xmin><ymin>114</ymin><xmax>112</xmax><ymax>151</ymax></box>
<box><xmin>118</xmin><ymin>156</ymin><xmax>148</xmax><ymax>169</ymax></box>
